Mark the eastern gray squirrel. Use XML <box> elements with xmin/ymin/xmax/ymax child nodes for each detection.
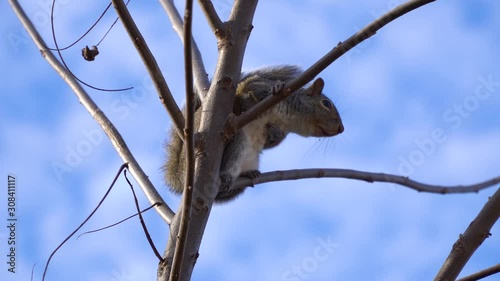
<box><xmin>164</xmin><ymin>65</ymin><xmax>344</xmax><ymax>202</ymax></box>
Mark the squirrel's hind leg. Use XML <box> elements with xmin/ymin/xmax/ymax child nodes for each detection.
<box><xmin>218</xmin><ymin>131</ymin><xmax>248</xmax><ymax>202</ymax></box>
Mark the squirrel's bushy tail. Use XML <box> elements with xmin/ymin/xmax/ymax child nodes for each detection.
<box><xmin>163</xmin><ymin>128</ymin><xmax>184</xmax><ymax>194</ymax></box>
<box><xmin>240</xmin><ymin>65</ymin><xmax>302</xmax><ymax>82</ymax></box>
<box><xmin>163</xmin><ymin>96</ymin><xmax>202</xmax><ymax>194</ymax></box>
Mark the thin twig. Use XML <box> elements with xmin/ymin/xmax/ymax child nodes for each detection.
<box><xmin>77</xmin><ymin>203</ymin><xmax>160</xmax><ymax>238</ymax></box>
<box><xmin>45</xmin><ymin>2</ymin><xmax>113</xmax><ymax>51</ymax></box>
<box><xmin>435</xmin><ymin>187</ymin><xmax>500</xmax><ymax>281</ymax></box>
<box><xmin>197</xmin><ymin>0</ymin><xmax>226</xmax><ymax>37</ymax></box>
<box><xmin>96</xmin><ymin>0</ymin><xmax>131</xmax><ymax>47</ymax></box>
<box><xmin>457</xmin><ymin>264</ymin><xmax>500</xmax><ymax>281</ymax></box>
<box><xmin>31</xmin><ymin>263</ymin><xmax>35</xmax><ymax>281</ymax></box>
<box><xmin>232</xmin><ymin>0</ymin><xmax>436</xmax><ymax>133</ymax></box>
<box><xmin>49</xmin><ymin>0</ymin><xmax>132</xmax><ymax>92</ymax></box>
<box><xmin>41</xmin><ymin>164</ymin><xmax>127</xmax><ymax>281</ymax></box>
<box><xmin>124</xmin><ymin>170</ymin><xmax>163</xmax><ymax>262</ymax></box>
<box><xmin>112</xmin><ymin>0</ymin><xmax>185</xmax><ymax>139</ymax></box>
<box><xmin>8</xmin><ymin>0</ymin><xmax>175</xmax><ymax>224</ymax></box>
<box><xmin>233</xmin><ymin>169</ymin><xmax>500</xmax><ymax>194</ymax></box>
<box><xmin>169</xmin><ymin>0</ymin><xmax>196</xmax><ymax>279</ymax></box>
<box><xmin>160</xmin><ymin>0</ymin><xmax>210</xmax><ymax>97</ymax></box>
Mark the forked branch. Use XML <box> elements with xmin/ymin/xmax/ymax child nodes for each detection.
<box><xmin>231</xmin><ymin>0</ymin><xmax>436</xmax><ymax>133</ymax></box>
<box><xmin>197</xmin><ymin>0</ymin><xmax>226</xmax><ymax>37</ymax></box>
<box><xmin>9</xmin><ymin>0</ymin><xmax>175</xmax><ymax>224</ymax></box>
<box><xmin>160</xmin><ymin>0</ymin><xmax>210</xmax><ymax>97</ymax></box>
<box><xmin>160</xmin><ymin>0</ymin><xmax>260</xmax><ymax>280</ymax></box>
<box><xmin>234</xmin><ymin>169</ymin><xmax>500</xmax><ymax>194</ymax></box>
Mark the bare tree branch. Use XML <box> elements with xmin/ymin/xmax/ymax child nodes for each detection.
<box><xmin>159</xmin><ymin>1</ymin><xmax>260</xmax><ymax>280</ymax></box>
<box><xmin>160</xmin><ymin>0</ymin><xmax>210</xmax><ymax>97</ymax></box>
<box><xmin>112</xmin><ymin>0</ymin><xmax>185</xmax><ymax>139</ymax></box>
<box><xmin>169</xmin><ymin>0</ymin><xmax>196</xmax><ymax>279</ymax></box>
<box><xmin>435</xmin><ymin>187</ymin><xmax>500</xmax><ymax>281</ymax></box>
<box><xmin>231</xmin><ymin>0</ymin><xmax>436</xmax><ymax>134</ymax></box>
<box><xmin>8</xmin><ymin>0</ymin><xmax>175</xmax><ymax>224</ymax></box>
<box><xmin>197</xmin><ymin>0</ymin><xmax>226</xmax><ymax>37</ymax></box>
<box><xmin>233</xmin><ymin>169</ymin><xmax>500</xmax><ymax>194</ymax></box>
<box><xmin>457</xmin><ymin>264</ymin><xmax>500</xmax><ymax>281</ymax></box>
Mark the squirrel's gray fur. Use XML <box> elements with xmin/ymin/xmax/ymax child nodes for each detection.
<box><xmin>164</xmin><ymin>65</ymin><xmax>344</xmax><ymax>203</ymax></box>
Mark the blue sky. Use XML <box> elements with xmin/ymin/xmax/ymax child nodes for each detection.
<box><xmin>2</xmin><ymin>0</ymin><xmax>500</xmax><ymax>281</ymax></box>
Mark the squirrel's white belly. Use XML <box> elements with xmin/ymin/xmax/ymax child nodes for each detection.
<box><xmin>238</xmin><ymin>110</ymin><xmax>279</xmax><ymax>173</ymax></box>
<box><xmin>240</xmin><ymin>124</ymin><xmax>266</xmax><ymax>172</ymax></box>
<box><xmin>240</xmin><ymin>144</ymin><xmax>259</xmax><ymax>172</ymax></box>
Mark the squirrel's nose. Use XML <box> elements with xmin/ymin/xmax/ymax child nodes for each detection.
<box><xmin>337</xmin><ymin>123</ymin><xmax>344</xmax><ymax>134</ymax></box>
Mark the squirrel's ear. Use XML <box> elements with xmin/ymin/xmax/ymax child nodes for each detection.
<box><xmin>308</xmin><ymin>78</ymin><xmax>324</xmax><ymax>96</ymax></box>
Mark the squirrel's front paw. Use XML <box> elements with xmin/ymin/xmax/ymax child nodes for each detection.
<box><xmin>264</xmin><ymin>123</ymin><xmax>287</xmax><ymax>149</ymax></box>
<box><xmin>219</xmin><ymin>172</ymin><xmax>234</xmax><ymax>192</ymax></box>
<box><xmin>240</xmin><ymin>170</ymin><xmax>261</xmax><ymax>179</ymax></box>
<box><xmin>272</xmin><ymin>81</ymin><xmax>285</xmax><ymax>95</ymax></box>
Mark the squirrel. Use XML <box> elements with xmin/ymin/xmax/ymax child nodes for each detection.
<box><xmin>163</xmin><ymin>65</ymin><xmax>344</xmax><ymax>203</ymax></box>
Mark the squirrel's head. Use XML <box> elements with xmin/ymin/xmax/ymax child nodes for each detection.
<box><xmin>297</xmin><ymin>78</ymin><xmax>344</xmax><ymax>137</ymax></box>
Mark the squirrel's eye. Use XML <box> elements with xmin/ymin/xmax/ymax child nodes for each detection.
<box><xmin>321</xmin><ymin>99</ymin><xmax>333</xmax><ymax>109</ymax></box>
